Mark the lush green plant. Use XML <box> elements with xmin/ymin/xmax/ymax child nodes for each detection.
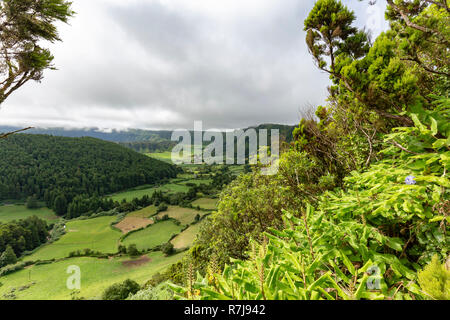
<box><xmin>417</xmin><ymin>255</ymin><xmax>450</xmax><ymax>300</ymax></box>
<box><xmin>0</xmin><ymin>245</ymin><xmax>17</xmax><ymax>268</ymax></box>
<box><xmin>0</xmin><ymin>0</ymin><xmax>74</xmax><ymax>104</ymax></box>
<box><xmin>171</xmin><ymin>105</ymin><xmax>449</xmax><ymax>300</ymax></box>
<box><xmin>102</xmin><ymin>279</ymin><xmax>141</xmax><ymax>300</ymax></box>
<box><xmin>128</xmin><ymin>282</ymin><xmax>174</xmax><ymax>300</ymax></box>
<box><xmin>127</xmin><ymin>244</ymin><xmax>140</xmax><ymax>257</ymax></box>
<box><xmin>162</xmin><ymin>242</ymin><xmax>175</xmax><ymax>256</ymax></box>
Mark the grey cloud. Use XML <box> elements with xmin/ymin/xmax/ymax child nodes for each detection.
<box><xmin>0</xmin><ymin>0</ymin><xmax>386</xmax><ymax>130</ymax></box>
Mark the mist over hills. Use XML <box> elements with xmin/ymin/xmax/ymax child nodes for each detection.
<box><xmin>0</xmin><ymin>123</ymin><xmax>296</xmax><ymax>145</ymax></box>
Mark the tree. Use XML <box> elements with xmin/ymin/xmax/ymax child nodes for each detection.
<box><xmin>26</xmin><ymin>195</ymin><xmax>39</xmax><ymax>209</ymax></box>
<box><xmin>102</xmin><ymin>279</ymin><xmax>140</xmax><ymax>300</ymax></box>
<box><xmin>127</xmin><ymin>244</ymin><xmax>139</xmax><ymax>257</ymax></box>
<box><xmin>157</xmin><ymin>203</ymin><xmax>168</xmax><ymax>213</ymax></box>
<box><xmin>304</xmin><ymin>0</ymin><xmax>369</xmax><ymax>79</ymax></box>
<box><xmin>0</xmin><ymin>0</ymin><xmax>74</xmax><ymax>105</ymax></box>
<box><xmin>161</xmin><ymin>242</ymin><xmax>174</xmax><ymax>256</ymax></box>
<box><xmin>53</xmin><ymin>194</ymin><xmax>67</xmax><ymax>215</ymax></box>
<box><xmin>0</xmin><ymin>244</ymin><xmax>17</xmax><ymax>267</ymax></box>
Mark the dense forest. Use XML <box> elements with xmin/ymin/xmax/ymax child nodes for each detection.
<box><xmin>0</xmin><ymin>126</ymin><xmax>175</xmax><ymax>143</ymax></box>
<box><xmin>0</xmin><ymin>217</ymin><xmax>49</xmax><ymax>266</ymax></box>
<box><xmin>0</xmin><ymin>134</ymin><xmax>180</xmax><ymax>214</ymax></box>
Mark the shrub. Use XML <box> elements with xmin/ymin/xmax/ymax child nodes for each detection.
<box><xmin>418</xmin><ymin>255</ymin><xmax>450</xmax><ymax>300</ymax></box>
<box><xmin>161</xmin><ymin>242</ymin><xmax>174</xmax><ymax>256</ymax></box>
<box><xmin>128</xmin><ymin>282</ymin><xmax>174</xmax><ymax>300</ymax></box>
<box><xmin>102</xmin><ymin>279</ymin><xmax>140</xmax><ymax>300</ymax></box>
<box><xmin>127</xmin><ymin>244</ymin><xmax>140</xmax><ymax>257</ymax></box>
<box><xmin>0</xmin><ymin>245</ymin><xmax>17</xmax><ymax>268</ymax></box>
<box><xmin>118</xmin><ymin>244</ymin><xmax>126</xmax><ymax>254</ymax></box>
<box><xmin>26</xmin><ymin>196</ymin><xmax>39</xmax><ymax>209</ymax></box>
<box><xmin>156</xmin><ymin>203</ymin><xmax>169</xmax><ymax>213</ymax></box>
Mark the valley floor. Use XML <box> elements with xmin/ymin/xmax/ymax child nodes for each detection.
<box><xmin>0</xmin><ymin>162</ymin><xmax>234</xmax><ymax>300</ymax></box>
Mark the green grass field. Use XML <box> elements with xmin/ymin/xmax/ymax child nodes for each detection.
<box><xmin>108</xmin><ymin>183</ymin><xmax>189</xmax><ymax>203</ymax></box>
<box><xmin>191</xmin><ymin>198</ymin><xmax>218</xmax><ymax>210</ymax></box>
<box><xmin>179</xmin><ymin>178</ymin><xmax>212</xmax><ymax>186</ymax></box>
<box><xmin>145</xmin><ymin>151</ymin><xmax>173</xmax><ymax>163</ymax></box>
<box><xmin>171</xmin><ymin>221</ymin><xmax>204</xmax><ymax>249</ymax></box>
<box><xmin>0</xmin><ymin>251</ymin><xmax>185</xmax><ymax>300</ymax></box>
<box><xmin>108</xmin><ymin>185</ymin><xmax>159</xmax><ymax>202</ymax></box>
<box><xmin>155</xmin><ymin>206</ymin><xmax>203</xmax><ymax>226</ymax></box>
<box><xmin>121</xmin><ymin>220</ymin><xmax>183</xmax><ymax>251</ymax></box>
<box><xmin>0</xmin><ymin>205</ymin><xmax>59</xmax><ymax>223</ymax></box>
<box><xmin>24</xmin><ymin>216</ymin><xmax>121</xmax><ymax>261</ymax></box>
<box><xmin>146</xmin><ymin>148</ymin><xmax>207</xmax><ymax>167</ymax></box>
<box><xmin>127</xmin><ymin>205</ymin><xmax>157</xmax><ymax>218</ymax></box>
<box><xmin>160</xmin><ymin>183</ymin><xmax>190</xmax><ymax>193</ymax></box>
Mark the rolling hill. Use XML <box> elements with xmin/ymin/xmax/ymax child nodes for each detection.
<box><xmin>0</xmin><ymin>134</ymin><xmax>180</xmax><ymax>206</ymax></box>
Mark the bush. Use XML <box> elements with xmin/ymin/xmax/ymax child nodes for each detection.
<box><xmin>0</xmin><ymin>245</ymin><xmax>17</xmax><ymax>268</ymax></box>
<box><xmin>127</xmin><ymin>244</ymin><xmax>140</xmax><ymax>257</ymax></box>
<box><xmin>102</xmin><ymin>279</ymin><xmax>141</xmax><ymax>300</ymax></box>
<box><xmin>418</xmin><ymin>255</ymin><xmax>450</xmax><ymax>300</ymax></box>
<box><xmin>161</xmin><ymin>242</ymin><xmax>174</xmax><ymax>256</ymax></box>
<box><xmin>127</xmin><ymin>282</ymin><xmax>174</xmax><ymax>300</ymax></box>
<box><xmin>26</xmin><ymin>196</ymin><xmax>39</xmax><ymax>209</ymax></box>
<box><xmin>118</xmin><ymin>244</ymin><xmax>126</xmax><ymax>254</ymax></box>
<box><xmin>157</xmin><ymin>203</ymin><xmax>168</xmax><ymax>213</ymax></box>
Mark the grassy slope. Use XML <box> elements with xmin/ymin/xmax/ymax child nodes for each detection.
<box><xmin>191</xmin><ymin>198</ymin><xmax>218</xmax><ymax>210</ymax></box>
<box><xmin>0</xmin><ymin>205</ymin><xmax>58</xmax><ymax>223</ymax></box>
<box><xmin>171</xmin><ymin>221</ymin><xmax>204</xmax><ymax>249</ymax></box>
<box><xmin>127</xmin><ymin>205</ymin><xmax>157</xmax><ymax>218</ymax></box>
<box><xmin>0</xmin><ymin>251</ymin><xmax>185</xmax><ymax>300</ymax></box>
<box><xmin>178</xmin><ymin>178</ymin><xmax>212</xmax><ymax>186</ymax></box>
<box><xmin>24</xmin><ymin>216</ymin><xmax>121</xmax><ymax>261</ymax></box>
<box><xmin>121</xmin><ymin>220</ymin><xmax>183</xmax><ymax>251</ymax></box>
<box><xmin>108</xmin><ymin>183</ymin><xmax>189</xmax><ymax>202</ymax></box>
<box><xmin>145</xmin><ymin>151</ymin><xmax>173</xmax><ymax>163</ymax></box>
<box><xmin>108</xmin><ymin>185</ymin><xmax>159</xmax><ymax>202</ymax></box>
<box><xmin>155</xmin><ymin>206</ymin><xmax>204</xmax><ymax>226</ymax></box>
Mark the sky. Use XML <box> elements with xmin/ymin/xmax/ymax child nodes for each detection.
<box><xmin>0</xmin><ymin>0</ymin><xmax>388</xmax><ymax>131</ymax></box>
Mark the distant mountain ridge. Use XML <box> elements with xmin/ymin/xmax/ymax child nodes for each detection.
<box><xmin>0</xmin><ymin>124</ymin><xmax>296</xmax><ymax>153</ymax></box>
<box><xmin>0</xmin><ymin>126</ymin><xmax>173</xmax><ymax>143</ymax></box>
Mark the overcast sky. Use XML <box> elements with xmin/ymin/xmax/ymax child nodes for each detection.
<box><xmin>0</xmin><ymin>0</ymin><xmax>388</xmax><ymax>131</ymax></box>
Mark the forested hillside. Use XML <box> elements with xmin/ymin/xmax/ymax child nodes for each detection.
<box><xmin>0</xmin><ymin>127</ymin><xmax>174</xmax><ymax>143</ymax></box>
<box><xmin>0</xmin><ymin>134</ymin><xmax>180</xmax><ymax>213</ymax></box>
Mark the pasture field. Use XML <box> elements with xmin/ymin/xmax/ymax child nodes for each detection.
<box><xmin>0</xmin><ymin>251</ymin><xmax>185</xmax><ymax>300</ymax></box>
<box><xmin>127</xmin><ymin>205</ymin><xmax>157</xmax><ymax>218</ymax></box>
<box><xmin>24</xmin><ymin>216</ymin><xmax>121</xmax><ymax>261</ymax></box>
<box><xmin>191</xmin><ymin>198</ymin><xmax>218</xmax><ymax>210</ymax></box>
<box><xmin>179</xmin><ymin>178</ymin><xmax>212</xmax><ymax>186</ymax></box>
<box><xmin>108</xmin><ymin>185</ymin><xmax>158</xmax><ymax>202</ymax></box>
<box><xmin>145</xmin><ymin>151</ymin><xmax>173</xmax><ymax>163</ymax></box>
<box><xmin>176</xmin><ymin>173</ymin><xmax>196</xmax><ymax>179</ymax></box>
<box><xmin>114</xmin><ymin>216</ymin><xmax>153</xmax><ymax>234</ymax></box>
<box><xmin>155</xmin><ymin>206</ymin><xmax>203</xmax><ymax>226</ymax></box>
<box><xmin>121</xmin><ymin>220</ymin><xmax>183</xmax><ymax>251</ymax></box>
<box><xmin>159</xmin><ymin>183</ymin><xmax>190</xmax><ymax>193</ymax></box>
<box><xmin>0</xmin><ymin>205</ymin><xmax>59</xmax><ymax>223</ymax></box>
<box><xmin>108</xmin><ymin>183</ymin><xmax>189</xmax><ymax>203</ymax></box>
<box><xmin>171</xmin><ymin>221</ymin><xmax>204</xmax><ymax>249</ymax></box>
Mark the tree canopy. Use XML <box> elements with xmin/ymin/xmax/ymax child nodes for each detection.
<box><xmin>0</xmin><ymin>0</ymin><xmax>74</xmax><ymax>105</ymax></box>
